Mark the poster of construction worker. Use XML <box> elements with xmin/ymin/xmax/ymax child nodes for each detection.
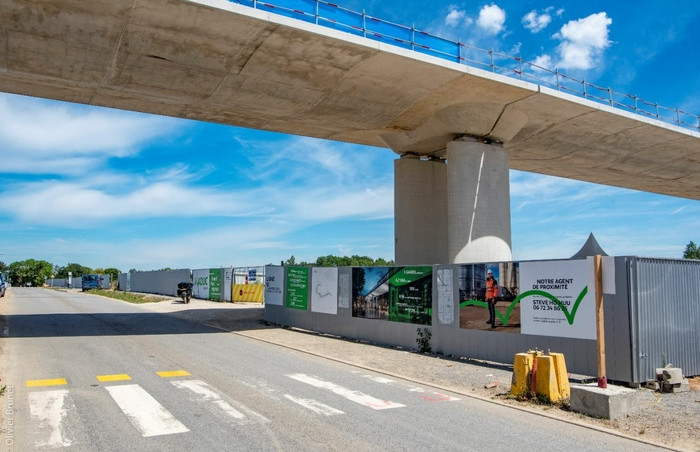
<box><xmin>458</xmin><ymin>262</ymin><xmax>521</xmax><ymax>333</ymax></box>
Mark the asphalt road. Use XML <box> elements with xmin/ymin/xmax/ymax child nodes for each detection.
<box><xmin>1</xmin><ymin>288</ymin><xmax>666</xmax><ymax>451</ymax></box>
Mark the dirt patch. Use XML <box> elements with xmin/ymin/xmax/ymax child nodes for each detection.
<box><xmin>688</xmin><ymin>376</ymin><xmax>700</xmax><ymax>391</ymax></box>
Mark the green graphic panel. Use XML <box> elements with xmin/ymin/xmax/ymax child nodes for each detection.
<box><xmin>285</xmin><ymin>266</ymin><xmax>309</xmax><ymax>310</ymax></box>
<box><xmin>209</xmin><ymin>268</ymin><xmax>221</xmax><ymax>300</ymax></box>
<box><xmin>388</xmin><ymin>266</ymin><xmax>432</xmax><ymax>325</ymax></box>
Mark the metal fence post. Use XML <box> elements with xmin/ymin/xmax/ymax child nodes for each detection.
<box><xmin>362</xmin><ymin>9</ymin><xmax>366</xmax><ymax>38</ymax></box>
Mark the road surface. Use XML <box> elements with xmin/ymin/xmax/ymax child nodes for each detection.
<box><xmin>0</xmin><ymin>288</ymin><xmax>665</xmax><ymax>451</ymax></box>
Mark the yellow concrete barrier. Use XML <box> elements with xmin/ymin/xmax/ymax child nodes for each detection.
<box><xmin>549</xmin><ymin>352</ymin><xmax>571</xmax><ymax>400</ymax></box>
<box><xmin>511</xmin><ymin>353</ymin><xmax>533</xmax><ymax>397</ymax></box>
<box><xmin>511</xmin><ymin>350</ymin><xmax>570</xmax><ymax>402</ymax></box>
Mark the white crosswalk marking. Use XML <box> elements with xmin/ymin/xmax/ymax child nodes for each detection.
<box><xmin>284</xmin><ymin>394</ymin><xmax>345</xmax><ymax>416</ymax></box>
<box><xmin>28</xmin><ymin>390</ymin><xmax>74</xmax><ymax>449</ymax></box>
<box><xmin>105</xmin><ymin>384</ymin><xmax>189</xmax><ymax>437</ymax></box>
<box><xmin>171</xmin><ymin>379</ymin><xmax>269</xmax><ymax>425</ymax></box>
<box><xmin>287</xmin><ymin>374</ymin><xmax>405</xmax><ymax>410</ymax></box>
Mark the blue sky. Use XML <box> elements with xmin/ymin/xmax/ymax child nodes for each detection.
<box><xmin>1</xmin><ymin>0</ymin><xmax>699</xmax><ymax>271</ymax></box>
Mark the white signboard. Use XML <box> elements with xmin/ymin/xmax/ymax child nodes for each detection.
<box><xmin>264</xmin><ymin>266</ymin><xmax>284</xmax><ymax>306</ymax></box>
<box><xmin>311</xmin><ymin>267</ymin><xmax>338</xmax><ymax>315</ymax></box>
<box><xmin>223</xmin><ymin>268</ymin><xmax>233</xmax><ymax>301</ymax></box>
<box><xmin>338</xmin><ymin>273</ymin><xmax>350</xmax><ymax>309</ymax></box>
<box><xmin>519</xmin><ymin>258</ymin><xmax>596</xmax><ymax>340</ymax></box>
<box><xmin>437</xmin><ymin>268</ymin><xmax>454</xmax><ymax>325</ymax></box>
<box><xmin>192</xmin><ymin>268</ymin><xmax>210</xmax><ymax>300</ymax></box>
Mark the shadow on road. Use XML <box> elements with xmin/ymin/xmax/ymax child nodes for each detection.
<box><xmin>2</xmin><ymin>308</ymin><xmax>268</xmax><ymax>338</ymax></box>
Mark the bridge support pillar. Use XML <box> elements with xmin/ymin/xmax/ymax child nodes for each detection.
<box><xmin>394</xmin><ymin>138</ymin><xmax>512</xmax><ymax>265</ymax></box>
<box><xmin>447</xmin><ymin>138</ymin><xmax>512</xmax><ymax>263</ymax></box>
<box><xmin>394</xmin><ymin>154</ymin><xmax>448</xmax><ymax>265</ymax></box>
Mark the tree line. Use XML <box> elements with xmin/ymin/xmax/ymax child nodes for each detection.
<box><xmin>0</xmin><ymin>260</ymin><xmax>120</xmax><ymax>287</ymax></box>
<box><xmin>282</xmin><ymin>254</ymin><xmax>394</xmax><ymax>267</ymax></box>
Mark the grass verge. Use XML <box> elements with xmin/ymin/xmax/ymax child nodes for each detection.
<box><xmin>89</xmin><ymin>289</ymin><xmax>169</xmax><ymax>304</ymax></box>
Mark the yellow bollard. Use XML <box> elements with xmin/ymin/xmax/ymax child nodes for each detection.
<box><xmin>549</xmin><ymin>352</ymin><xmax>570</xmax><ymax>400</ymax></box>
<box><xmin>511</xmin><ymin>353</ymin><xmax>533</xmax><ymax>397</ymax></box>
<box><xmin>535</xmin><ymin>355</ymin><xmax>560</xmax><ymax>402</ymax></box>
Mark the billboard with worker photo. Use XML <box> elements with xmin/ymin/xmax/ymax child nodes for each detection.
<box><xmin>459</xmin><ymin>262</ymin><xmax>521</xmax><ymax>333</ymax></box>
<box><xmin>352</xmin><ymin>266</ymin><xmax>432</xmax><ymax>325</ymax></box>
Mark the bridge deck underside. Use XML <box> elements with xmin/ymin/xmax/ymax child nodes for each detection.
<box><xmin>1</xmin><ymin>0</ymin><xmax>698</xmax><ymax>199</ymax></box>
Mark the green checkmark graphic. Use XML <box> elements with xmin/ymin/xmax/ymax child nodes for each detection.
<box><xmin>459</xmin><ymin>286</ymin><xmax>588</xmax><ymax>326</ymax></box>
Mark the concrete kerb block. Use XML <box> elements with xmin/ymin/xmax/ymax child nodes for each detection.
<box><xmin>569</xmin><ymin>384</ymin><xmax>653</xmax><ymax>420</ymax></box>
<box><xmin>662</xmin><ymin>368</ymin><xmax>684</xmax><ymax>385</ymax></box>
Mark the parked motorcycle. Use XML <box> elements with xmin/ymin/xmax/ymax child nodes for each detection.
<box><xmin>177</xmin><ymin>282</ymin><xmax>193</xmax><ymax>304</ymax></box>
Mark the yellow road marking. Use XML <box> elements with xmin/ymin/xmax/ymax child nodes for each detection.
<box><xmin>26</xmin><ymin>378</ymin><xmax>67</xmax><ymax>387</ymax></box>
<box><xmin>97</xmin><ymin>374</ymin><xmax>132</xmax><ymax>382</ymax></box>
<box><xmin>157</xmin><ymin>370</ymin><xmax>190</xmax><ymax>378</ymax></box>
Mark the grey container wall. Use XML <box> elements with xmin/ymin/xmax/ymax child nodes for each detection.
<box><xmin>265</xmin><ymin>258</ymin><xmax>700</xmax><ymax>384</ymax></box>
<box><xmin>118</xmin><ymin>269</ymin><xmax>191</xmax><ymax>296</ymax></box>
<box><xmin>629</xmin><ymin>257</ymin><xmax>700</xmax><ymax>382</ymax></box>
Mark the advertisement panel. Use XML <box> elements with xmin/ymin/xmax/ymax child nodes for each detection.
<box><xmin>223</xmin><ymin>267</ymin><xmax>233</xmax><ymax>301</ymax></box>
<box><xmin>311</xmin><ymin>267</ymin><xmax>338</xmax><ymax>314</ymax></box>
<box><xmin>519</xmin><ymin>259</ymin><xmax>596</xmax><ymax>340</ymax></box>
<box><xmin>436</xmin><ymin>268</ymin><xmax>454</xmax><ymax>325</ymax></box>
<box><xmin>265</xmin><ymin>266</ymin><xmax>284</xmax><ymax>306</ymax></box>
<box><xmin>459</xmin><ymin>262</ymin><xmax>520</xmax><ymax>332</ymax></box>
<box><xmin>285</xmin><ymin>266</ymin><xmax>309</xmax><ymax>310</ymax></box>
<box><xmin>193</xmin><ymin>269</ymin><xmax>210</xmax><ymax>299</ymax></box>
<box><xmin>232</xmin><ymin>284</ymin><xmax>264</xmax><ymax>303</ymax></box>
<box><xmin>352</xmin><ymin>266</ymin><xmax>432</xmax><ymax>325</ymax></box>
<box><xmin>209</xmin><ymin>268</ymin><xmax>222</xmax><ymax>301</ymax></box>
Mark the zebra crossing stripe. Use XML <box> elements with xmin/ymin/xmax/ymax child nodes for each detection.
<box><xmin>171</xmin><ymin>379</ymin><xmax>268</xmax><ymax>424</ymax></box>
<box><xmin>284</xmin><ymin>394</ymin><xmax>344</xmax><ymax>416</ymax></box>
<box><xmin>105</xmin><ymin>384</ymin><xmax>189</xmax><ymax>437</ymax></box>
<box><xmin>287</xmin><ymin>374</ymin><xmax>405</xmax><ymax>410</ymax></box>
<box><xmin>28</xmin><ymin>390</ymin><xmax>74</xmax><ymax>448</ymax></box>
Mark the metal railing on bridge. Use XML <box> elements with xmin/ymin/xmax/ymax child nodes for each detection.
<box><xmin>228</xmin><ymin>0</ymin><xmax>700</xmax><ymax>132</ymax></box>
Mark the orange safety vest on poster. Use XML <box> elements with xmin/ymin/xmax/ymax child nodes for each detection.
<box><xmin>485</xmin><ymin>277</ymin><xmax>498</xmax><ymax>299</ymax></box>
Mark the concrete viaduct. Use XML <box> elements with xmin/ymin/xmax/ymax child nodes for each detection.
<box><xmin>2</xmin><ymin>0</ymin><xmax>699</xmax><ymax>264</ymax></box>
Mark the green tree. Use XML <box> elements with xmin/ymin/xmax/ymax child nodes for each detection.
<box><xmin>314</xmin><ymin>255</ymin><xmax>394</xmax><ymax>267</ymax></box>
<box><xmin>684</xmin><ymin>241</ymin><xmax>700</xmax><ymax>260</ymax></box>
<box><xmin>7</xmin><ymin>259</ymin><xmax>53</xmax><ymax>287</ymax></box>
<box><xmin>55</xmin><ymin>263</ymin><xmax>92</xmax><ymax>278</ymax></box>
<box><xmin>103</xmin><ymin>267</ymin><xmax>121</xmax><ymax>281</ymax></box>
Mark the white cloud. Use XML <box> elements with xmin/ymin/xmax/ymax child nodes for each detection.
<box><xmin>522</xmin><ymin>9</ymin><xmax>552</xmax><ymax>33</ymax></box>
<box><xmin>554</xmin><ymin>12</ymin><xmax>612</xmax><ymax>70</ymax></box>
<box><xmin>477</xmin><ymin>4</ymin><xmax>506</xmax><ymax>35</ymax></box>
<box><xmin>0</xmin><ymin>94</ymin><xmax>179</xmax><ymax>158</ymax></box>
<box><xmin>445</xmin><ymin>6</ymin><xmax>466</xmax><ymax>27</ymax></box>
<box><xmin>528</xmin><ymin>12</ymin><xmax>612</xmax><ymax>72</ymax></box>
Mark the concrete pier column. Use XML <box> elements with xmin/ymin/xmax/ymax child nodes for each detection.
<box><xmin>394</xmin><ymin>154</ymin><xmax>448</xmax><ymax>265</ymax></box>
<box><xmin>447</xmin><ymin>138</ymin><xmax>512</xmax><ymax>263</ymax></box>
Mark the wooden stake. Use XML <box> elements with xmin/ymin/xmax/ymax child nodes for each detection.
<box><xmin>594</xmin><ymin>254</ymin><xmax>607</xmax><ymax>388</ymax></box>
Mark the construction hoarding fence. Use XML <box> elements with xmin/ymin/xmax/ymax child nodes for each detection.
<box><xmin>264</xmin><ymin>256</ymin><xmax>700</xmax><ymax>385</ymax></box>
